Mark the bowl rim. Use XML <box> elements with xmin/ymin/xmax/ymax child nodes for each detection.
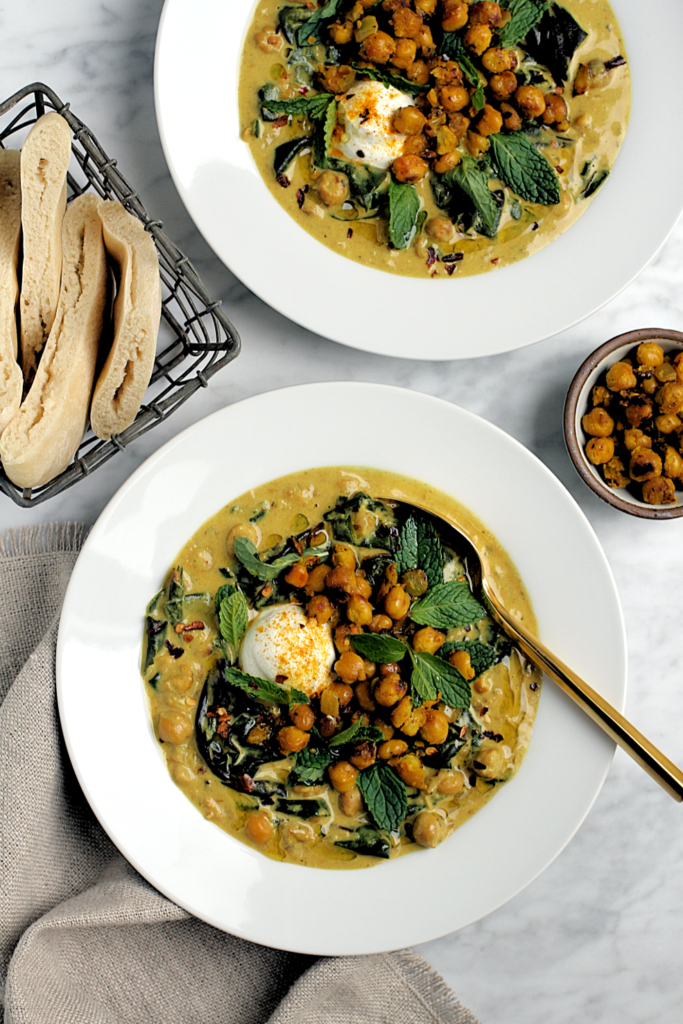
<box><xmin>564</xmin><ymin>327</ymin><xmax>683</xmax><ymax>520</ymax></box>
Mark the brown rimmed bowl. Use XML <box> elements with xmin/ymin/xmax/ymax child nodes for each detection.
<box><xmin>564</xmin><ymin>328</ymin><xmax>683</xmax><ymax>520</ymax></box>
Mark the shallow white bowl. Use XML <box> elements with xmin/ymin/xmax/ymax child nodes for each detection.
<box><xmin>154</xmin><ymin>0</ymin><xmax>683</xmax><ymax>360</ymax></box>
<box><xmin>57</xmin><ymin>383</ymin><xmax>626</xmax><ymax>954</ymax></box>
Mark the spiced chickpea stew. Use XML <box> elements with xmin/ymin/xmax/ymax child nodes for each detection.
<box><xmin>142</xmin><ymin>467</ymin><xmax>542</xmax><ymax>869</ymax></box>
<box><xmin>239</xmin><ymin>0</ymin><xmax>629</xmax><ymax>279</ymax></box>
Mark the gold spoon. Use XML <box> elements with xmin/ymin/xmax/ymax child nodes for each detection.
<box><xmin>381</xmin><ymin>497</ymin><xmax>683</xmax><ymax>802</ymax></box>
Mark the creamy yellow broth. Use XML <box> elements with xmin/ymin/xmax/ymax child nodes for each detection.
<box><xmin>142</xmin><ymin>467</ymin><xmax>541</xmax><ymax>868</ymax></box>
<box><xmin>239</xmin><ymin>0</ymin><xmax>629</xmax><ymax>278</ymax></box>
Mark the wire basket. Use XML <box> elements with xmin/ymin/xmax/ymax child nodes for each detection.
<box><xmin>0</xmin><ymin>82</ymin><xmax>241</xmax><ymax>508</ymax></box>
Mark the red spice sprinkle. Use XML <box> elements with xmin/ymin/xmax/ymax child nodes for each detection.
<box><xmin>347</xmin><ymin>228</ymin><xmax>353</xmax><ymax>239</ymax></box>
<box><xmin>445</xmin><ymin>263</ymin><xmax>456</xmax><ymax>275</ymax></box>
<box><xmin>276</xmin><ymin>173</ymin><xmax>290</xmax><ymax>189</ymax></box>
<box><xmin>459</xmin><ymin>726</ymin><xmax>467</xmax><ymax>739</ymax></box>
<box><xmin>296</xmin><ymin>184</ymin><xmax>309</xmax><ymax>209</ymax></box>
<box><xmin>275</xmin><ymin>674</ymin><xmax>289</xmax><ymax>683</ymax></box>
<box><xmin>431</xmin><ymin>269</ymin><xmax>438</xmax><ymax>277</ymax></box>
<box><xmin>555</xmin><ymin>165</ymin><xmax>564</xmax><ymax>173</ymax></box>
<box><xmin>490</xmin><ymin>257</ymin><xmax>499</xmax><ymax>264</ymax></box>
<box><xmin>298</xmin><ymin>87</ymin><xmax>309</xmax><ymax>94</ymax></box>
<box><xmin>426</xmin><ymin>246</ymin><xmax>436</xmax><ymax>268</ymax></box>
<box><xmin>272</xmin><ymin>115</ymin><xmax>288</xmax><ymax>129</ymax></box>
<box><xmin>184</xmin><ymin>621</ymin><xmax>205</xmax><ymax>631</ymax></box>
<box><xmin>531</xmin><ymin>222</ymin><xmax>539</xmax><ymax>231</ymax></box>
<box><xmin>262</xmin><ymin>585</ymin><xmax>273</xmax><ymax>597</ymax></box>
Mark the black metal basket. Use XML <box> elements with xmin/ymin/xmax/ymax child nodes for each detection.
<box><xmin>0</xmin><ymin>83</ymin><xmax>241</xmax><ymax>508</ymax></box>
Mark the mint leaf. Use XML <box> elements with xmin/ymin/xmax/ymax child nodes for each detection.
<box><xmin>297</xmin><ymin>0</ymin><xmax>345</xmax><ymax>45</ymax></box>
<box><xmin>443</xmin><ymin>156</ymin><xmax>500</xmax><ymax>237</ymax></box>
<box><xmin>350</xmin><ymin>62</ymin><xmax>428</xmax><ymax>96</ymax></box>
<box><xmin>408</xmin><ymin>649</ymin><xmax>440</xmax><ymax>703</ymax></box>
<box><xmin>410</xmin><ymin>580</ymin><xmax>486</xmax><ymax>629</ymax></box>
<box><xmin>224</xmin><ymin>666</ymin><xmax>303</xmax><ymax>706</ymax></box>
<box><xmin>289</xmin><ymin>746</ymin><xmax>331</xmax><ymax>785</ymax></box>
<box><xmin>438</xmin><ymin>34</ymin><xmax>485</xmax><ymax>108</ymax></box>
<box><xmin>416</xmin><ymin>518</ymin><xmax>444</xmax><ymax>588</ymax></box>
<box><xmin>439</xmin><ymin>639</ymin><xmax>497</xmax><ymax>678</ymax></box>
<box><xmin>218</xmin><ymin>591</ymin><xmax>248</xmax><ymax>661</ymax></box>
<box><xmin>233</xmin><ymin>536</ymin><xmax>301</xmax><ymax>581</ymax></box>
<box><xmin>395</xmin><ymin>515</ymin><xmax>418</xmax><ymax>575</ymax></box>
<box><xmin>261</xmin><ymin>92</ymin><xmax>335</xmax><ymax>121</ymax></box>
<box><xmin>214</xmin><ymin>581</ymin><xmax>237</xmax><ymax>611</ymax></box>
<box><xmin>489</xmin><ymin>132</ymin><xmax>561</xmax><ymax>205</ymax></box>
<box><xmin>279</xmin><ymin>5</ymin><xmax>313</xmax><ymax>45</ymax></box>
<box><xmin>499</xmin><ymin>0</ymin><xmax>547</xmax><ymax>48</ymax></box>
<box><xmin>289</xmin><ymin>686</ymin><xmax>311</xmax><ymax>705</ymax></box>
<box><xmin>349</xmin><ymin>633</ymin><xmax>409</xmax><ymax>664</ymax></box>
<box><xmin>329</xmin><ymin>721</ymin><xmax>384</xmax><ymax>747</ymax></box>
<box><xmin>313</xmin><ymin>98</ymin><xmax>337</xmax><ymax>168</ymax></box>
<box><xmin>357</xmin><ymin>762</ymin><xmax>407</xmax><ymax>832</ymax></box>
<box><xmin>388</xmin><ymin>179</ymin><xmax>421</xmax><ymax>250</ymax></box>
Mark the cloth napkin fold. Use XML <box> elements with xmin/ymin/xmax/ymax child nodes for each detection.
<box><xmin>0</xmin><ymin>523</ymin><xmax>480</xmax><ymax>1024</ymax></box>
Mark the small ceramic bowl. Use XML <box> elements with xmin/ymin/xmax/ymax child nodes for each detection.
<box><xmin>564</xmin><ymin>328</ymin><xmax>683</xmax><ymax>520</ymax></box>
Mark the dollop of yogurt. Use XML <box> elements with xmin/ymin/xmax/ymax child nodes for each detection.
<box><xmin>240</xmin><ymin>603</ymin><xmax>335</xmax><ymax>698</ymax></box>
<box><xmin>334</xmin><ymin>79</ymin><xmax>413</xmax><ymax>169</ymax></box>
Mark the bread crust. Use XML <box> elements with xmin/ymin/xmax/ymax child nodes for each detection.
<box><xmin>90</xmin><ymin>202</ymin><xmax>161</xmax><ymax>440</ymax></box>
<box><xmin>0</xmin><ymin>193</ymin><xmax>107</xmax><ymax>488</ymax></box>
<box><xmin>19</xmin><ymin>112</ymin><xmax>71</xmax><ymax>383</ymax></box>
<box><xmin>0</xmin><ymin>150</ymin><xmax>22</xmax><ymax>434</ymax></box>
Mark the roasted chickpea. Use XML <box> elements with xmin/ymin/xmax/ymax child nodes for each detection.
<box><xmin>305</xmin><ymin>563</ymin><xmax>331</xmax><ymax>596</ymax></box>
<box><xmin>436</xmin><ymin>770</ymin><xmax>465</xmax><ymax>795</ymax></box>
<box><xmin>441</xmin><ymin>0</ymin><xmax>469</xmax><ymax>32</ymax></box>
<box><xmin>247</xmin><ymin>723</ymin><xmax>270</xmax><ymax>745</ymax></box>
<box><xmin>636</xmin><ymin>342</ymin><xmax>665</xmax><ymax>368</ymax></box>
<box><xmin>369</xmin><ymin>614</ymin><xmax>393</xmax><ymax>634</ymax></box>
<box><xmin>339</xmin><ymin>785</ymin><xmax>363</xmax><ymax>816</ymax></box>
<box><xmin>448</xmin><ymin>111</ymin><xmax>471</xmax><ymax>139</ymax></box>
<box><xmin>471</xmin><ymin>746</ymin><xmax>508</xmax><ymax>779</ymax></box>
<box><xmin>332</xmin><ymin>544</ymin><xmax>356</xmax><ymax>569</ymax></box>
<box><xmin>606</xmin><ymin>361</ymin><xmax>637</xmax><ymax>391</ymax></box>
<box><xmin>393</xmin><ymin>105</ymin><xmax>426</xmax><ymax>135</ymax></box>
<box><xmin>498</xmin><ymin>102</ymin><xmax>521</xmax><ymax>131</ymax></box>
<box><xmin>623</xmin><ymin>428</ymin><xmax>652</xmax><ymax>451</ymax></box>
<box><xmin>329</xmin><ymin>681</ymin><xmax>354</xmax><ymax>707</ymax></box>
<box><xmin>277</xmin><ymin>726</ymin><xmax>310</xmax><ymax>754</ymax></box>
<box><xmin>391</xmin><ymin>37</ymin><xmax>418</xmax><ymax>69</ymax></box>
<box><xmin>406</xmin><ymin>59</ymin><xmax>430</xmax><ymax>85</ymax></box>
<box><xmin>391</xmin><ymin>7</ymin><xmax>423</xmax><ymax>37</ymax></box>
<box><xmin>326</xmin><ymin>564</ymin><xmax>357</xmax><ymax>599</ymax></box>
<box><xmin>415</xmin><ymin>24</ymin><xmax>435</xmax><ymax>55</ymax></box>
<box><xmin>674</xmin><ymin>352</ymin><xmax>683</xmax><ymax>383</ymax></box>
<box><xmin>625</xmin><ymin>398</ymin><xmax>653</xmax><ymax>428</ymax></box>
<box><xmin>402</xmin><ymin>133</ymin><xmax>428</xmax><ymax>156</ymax></box>
<box><xmin>586</xmin><ymin>436</ymin><xmax>615</xmax><ymax>465</ymax></box>
<box><xmin>289</xmin><ymin>703</ymin><xmax>315</xmax><ymax>731</ymax></box>
<box><xmin>643</xmin><ymin>477</ymin><xmax>676</xmax><ymax>505</ymax></box>
<box><xmin>603</xmin><ymin>456</ymin><xmax>629</xmax><ymax>488</ymax></box>
<box><xmin>543</xmin><ymin>92</ymin><xmax>568</xmax><ymax>125</ymax></box>
<box><xmin>412</xmin><ymin>626</ymin><xmax>446</xmax><ymax>654</ymax></box>
<box><xmin>373</xmin><ymin>719</ymin><xmax>394</xmax><ymax>741</ymax></box>
<box><xmin>315</xmin><ymin>170</ymin><xmax>349</xmax><ymax>207</ymax></box>
<box><xmin>434</xmin><ymin>150</ymin><xmax>462</xmax><ymax>173</ymax></box>
<box><xmin>489</xmin><ymin>71</ymin><xmax>517</xmax><ymax>102</ymax></box>
<box><xmin>391</xmin><ymin>696</ymin><xmax>427</xmax><ymax>736</ymax></box>
<box><xmin>655</xmin><ymin>362</ymin><xmax>677</xmax><ymax>383</ymax></box>
<box><xmin>356</xmin><ymin>679</ymin><xmax>377</xmax><ymax>712</ymax></box>
<box><xmin>158</xmin><ymin>711</ymin><xmax>193</xmax><ymax>745</ymax></box>
<box><xmin>307</xmin><ymin>594</ymin><xmax>334</xmax><ymax>624</ymax></box>
<box><xmin>354</xmin><ymin>575</ymin><xmax>373</xmax><ymax>600</ymax></box>
<box><xmin>440</xmin><ymin>84</ymin><xmax>470</xmax><ymax>112</ymax></box>
<box><xmin>374</xmin><ymin>672</ymin><xmax>408</xmax><ymax>707</ymax></box>
<box><xmin>392</xmin><ymin>154</ymin><xmax>429</xmax><ymax>183</ymax></box>
<box><xmin>655</xmin><ymin>413</ymin><xmax>682</xmax><ymax>434</ymax></box>
<box><xmin>380</xmin><ymin>662</ymin><xmax>401</xmax><ymax>676</ymax></box>
<box><xmin>514</xmin><ymin>85</ymin><xmax>546</xmax><ymax>118</ymax></box>
<box><xmin>476</xmin><ymin>104</ymin><xmax>503</xmax><ymax>136</ymax></box>
<box><xmin>469</xmin><ymin>1</ymin><xmax>503</xmax><ymax>26</ymax></box>
<box><xmin>226</xmin><ymin>522</ymin><xmax>260</xmax><ymax>558</ymax></box>
<box><xmin>349</xmin><ymin>741</ymin><xmax>377</xmax><ymax>769</ymax></box>
<box><xmin>629</xmin><ymin>447</ymin><xmax>662</xmax><ymax>482</ymax></box>
<box><xmin>329</xmin><ymin>20</ymin><xmax>354</xmax><ymax>45</ymax></box>
<box><xmin>245</xmin><ymin>812</ymin><xmax>273</xmax><ymax>845</ymax></box>
<box><xmin>415</xmin><ymin>0</ymin><xmax>437</xmax><ymax>14</ymax></box>
<box><xmin>320</xmin><ymin>64</ymin><xmax>356</xmax><ymax>95</ymax></box>
<box><xmin>360</xmin><ymin>30</ymin><xmax>396</xmax><ymax>63</ymax></box>
<box><xmin>482</xmin><ymin>47</ymin><xmax>517</xmax><ymax>73</ymax></box>
<box><xmin>582</xmin><ymin>407</ymin><xmax>615</xmax><ymax>437</ymax></box>
<box><xmin>328</xmin><ymin>760</ymin><xmax>359</xmax><ymax>793</ymax></box>
<box><xmin>395</xmin><ymin>752</ymin><xmax>427</xmax><ymax>789</ymax></box>
<box><xmin>334</xmin><ymin>650</ymin><xmax>367</xmax><ymax>684</ymax></box>
<box><xmin>592</xmin><ymin>385</ymin><xmax>612</xmax><ymax>407</ymax></box>
<box><xmin>346</xmin><ymin>594</ymin><xmax>374</xmax><ymax>626</ymax></box>
<box><xmin>464</xmin><ymin>24</ymin><xmax>492</xmax><ymax>55</ymax></box>
<box><xmin>285</xmin><ymin>561</ymin><xmax>308</xmax><ymax>588</ymax></box>
<box><xmin>334</xmin><ymin>622</ymin><xmax>362</xmax><ymax>653</ymax></box>
<box><xmin>657</xmin><ymin>382</ymin><xmax>683</xmax><ymax>415</ymax></box>
<box><xmin>467</xmin><ymin>130</ymin><xmax>490</xmax><ymax>156</ymax></box>
<box><xmin>449</xmin><ymin>649</ymin><xmax>475</xmax><ymax>681</ymax></box>
<box><xmin>426</xmin><ymin>217</ymin><xmax>455</xmax><ymax>243</ymax></box>
<box><xmin>420</xmin><ymin>708</ymin><xmax>450</xmax><ymax>745</ymax></box>
<box><xmin>379</xmin><ymin>738</ymin><xmax>409</xmax><ymax>760</ymax></box>
<box><xmin>255</xmin><ymin>27</ymin><xmax>283</xmax><ymax>54</ymax></box>
<box><xmin>384</xmin><ymin>584</ymin><xmax>410</xmax><ymax>619</ymax></box>
<box><xmin>663</xmin><ymin>445</ymin><xmax>683</xmax><ymax>480</ymax></box>
<box><xmin>412</xmin><ymin>811</ymin><xmax>447</xmax><ymax>848</ymax></box>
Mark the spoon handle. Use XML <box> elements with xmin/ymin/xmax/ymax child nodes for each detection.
<box><xmin>483</xmin><ymin>581</ymin><xmax>683</xmax><ymax>803</ymax></box>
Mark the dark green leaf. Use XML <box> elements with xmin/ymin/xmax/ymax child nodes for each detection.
<box><xmin>163</xmin><ymin>567</ymin><xmax>185</xmax><ymax>625</ymax></box>
<box><xmin>395</xmin><ymin>515</ymin><xmax>418</xmax><ymax>575</ymax></box>
<box><xmin>233</xmin><ymin>536</ymin><xmax>301</xmax><ymax>581</ymax></box>
<box><xmin>410</xmin><ymin>580</ymin><xmax>486</xmax><ymax>629</ymax></box>
<box><xmin>329</xmin><ymin>721</ymin><xmax>384</xmax><ymax>747</ymax></box>
<box><xmin>313</xmin><ymin>98</ymin><xmax>337</xmax><ymax>168</ymax></box>
<box><xmin>323</xmin><ymin>492</ymin><xmax>396</xmax><ymax>549</ymax></box>
<box><xmin>421</xmin><ymin>653</ymin><xmax>471</xmax><ymax>708</ymax></box>
<box><xmin>274</xmin><ymin>135</ymin><xmax>312</xmax><ymax>176</ymax></box>
<box><xmin>350</xmin><ymin>62</ymin><xmax>428</xmax><ymax>96</ymax></box>
<box><xmin>499</xmin><ymin>0</ymin><xmax>547</xmax><ymax>48</ymax></box>
<box><xmin>335</xmin><ymin>827</ymin><xmax>391</xmax><ymax>858</ymax></box>
<box><xmin>224</xmin><ymin>666</ymin><xmax>292</xmax><ymax>706</ymax></box>
<box><xmin>297</xmin><ymin>0</ymin><xmax>345</xmax><ymax>45</ymax></box>
<box><xmin>289</xmin><ymin>686</ymin><xmax>311</xmax><ymax>705</ymax></box>
<box><xmin>350</xmin><ymin>633</ymin><xmax>409</xmax><ymax>664</ymax></box>
<box><xmin>288</xmin><ymin>746</ymin><xmax>332</xmax><ymax>785</ymax></box>
<box><xmin>261</xmin><ymin>92</ymin><xmax>335</xmax><ymax>121</ymax></box>
<box><xmin>279</xmin><ymin>5</ymin><xmax>313</xmax><ymax>45</ymax></box>
<box><xmin>214</xmin><ymin>581</ymin><xmax>238</xmax><ymax>611</ymax></box>
<box><xmin>408</xmin><ymin>650</ymin><xmax>439</xmax><ymax>703</ymax></box>
<box><xmin>388</xmin><ymin>178</ymin><xmax>420</xmax><ymax>250</ymax></box>
<box><xmin>416</xmin><ymin>518</ymin><xmax>445</xmax><ymax>589</ymax></box>
<box><xmin>275</xmin><ymin>797</ymin><xmax>330</xmax><ymax>818</ymax></box>
<box><xmin>146</xmin><ymin>589</ymin><xmax>163</xmax><ymax>615</ymax></box>
<box><xmin>581</xmin><ymin>168</ymin><xmax>609</xmax><ymax>199</ymax></box>
<box><xmin>524</xmin><ymin>2</ymin><xmax>588</xmax><ymax>84</ymax></box>
<box><xmin>439</xmin><ymin>639</ymin><xmax>497</xmax><ymax>677</ymax></box>
<box><xmin>218</xmin><ymin>591</ymin><xmax>248</xmax><ymax>658</ymax></box>
<box><xmin>144</xmin><ymin>617</ymin><xmax>167</xmax><ymax>672</ymax></box>
<box><xmin>259</xmin><ymin>84</ymin><xmax>281</xmax><ymax>122</ymax></box>
<box><xmin>357</xmin><ymin>762</ymin><xmax>408</xmax><ymax>832</ymax></box>
<box><xmin>489</xmin><ymin>132</ymin><xmax>561</xmax><ymax>205</ymax></box>
<box><xmin>444</xmin><ymin>156</ymin><xmax>500</xmax><ymax>237</ymax></box>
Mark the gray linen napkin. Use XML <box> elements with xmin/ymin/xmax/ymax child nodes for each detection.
<box><xmin>0</xmin><ymin>524</ymin><xmax>480</xmax><ymax>1024</ymax></box>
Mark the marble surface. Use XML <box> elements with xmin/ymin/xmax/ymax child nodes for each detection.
<box><xmin>1</xmin><ymin>2</ymin><xmax>682</xmax><ymax>1021</ymax></box>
